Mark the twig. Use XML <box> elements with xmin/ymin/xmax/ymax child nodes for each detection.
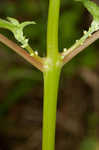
<box><xmin>61</xmin><ymin>30</ymin><xmax>99</xmax><ymax>65</ymax></box>
<box><xmin>0</xmin><ymin>34</ymin><xmax>44</xmax><ymax>72</ymax></box>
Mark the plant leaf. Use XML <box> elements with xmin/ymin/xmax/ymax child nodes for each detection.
<box><xmin>7</xmin><ymin>17</ymin><xmax>19</xmax><ymax>25</ymax></box>
<box><xmin>0</xmin><ymin>17</ymin><xmax>36</xmax><ymax>48</ymax></box>
<box><xmin>75</xmin><ymin>0</ymin><xmax>99</xmax><ymax>33</ymax></box>
<box><xmin>0</xmin><ymin>18</ymin><xmax>15</xmax><ymax>30</ymax></box>
<box><xmin>75</xmin><ymin>0</ymin><xmax>99</xmax><ymax>22</ymax></box>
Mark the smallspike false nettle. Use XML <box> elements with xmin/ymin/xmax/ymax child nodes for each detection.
<box><xmin>0</xmin><ymin>0</ymin><xmax>99</xmax><ymax>150</ymax></box>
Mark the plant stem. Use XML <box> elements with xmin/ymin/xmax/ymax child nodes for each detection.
<box><xmin>0</xmin><ymin>34</ymin><xmax>44</xmax><ymax>72</ymax></box>
<box><xmin>61</xmin><ymin>30</ymin><xmax>99</xmax><ymax>65</ymax></box>
<box><xmin>42</xmin><ymin>0</ymin><xmax>61</xmax><ymax>150</ymax></box>
<box><xmin>43</xmin><ymin>67</ymin><xmax>61</xmax><ymax>150</ymax></box>
<box><xmin>47</xmin><ymin>0</ymin><xmax>60</xmax><ymax>58</ymax></box>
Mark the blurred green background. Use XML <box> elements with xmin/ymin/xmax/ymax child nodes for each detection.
<box><xmin>0</xmin><ymin>0</ymin><xmax>99</xmax><ymax>150</ymax></box>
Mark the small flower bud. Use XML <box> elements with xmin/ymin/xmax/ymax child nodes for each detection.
<box><xmin>63</xmin><ymin>48</ymin><xmax>67</xmax><ymax>52</ymax></box>
<box><xmin>35</xmin><ymin>51</ymin><xmax>38</xmax><ymax>55</ymax></box>
<box><xmin>83</xmin><ymin>30</ymin><xmax>87</xmax><ymax>35</ymax></box>
<box><xmin>30</xmin><ymin>53</ymin><xmax>34</xmax><ymax>56</ymax></box>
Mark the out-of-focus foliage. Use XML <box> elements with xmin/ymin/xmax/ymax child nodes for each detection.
<box><xmin>80</xmin><ymin>113</ymin><xmax>99</xmax><ymax>150</ymax></box>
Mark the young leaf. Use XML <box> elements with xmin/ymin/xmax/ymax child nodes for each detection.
<box><xmin>73</xmin><ymin>0</ymin><xmax>99</xmax><ymax>49</ymax></box>
<box><xmin>7</xmin><ymin>17</ymin><xmax>19</xmax><ymax>25</ymax></box>
<box><xmin>76</xmin><ymin>0</ymin><xmax>99</xmax><ymax>32</ymax></box>
<box><xmin>75</xmin><ymin>0</ymin><xmax>99</xmax><ymax>22</ymax></box>
<box><xmin>0</xmin><ymin>17</ymin><xmax>36</xmax><ymax>48</ymax></box>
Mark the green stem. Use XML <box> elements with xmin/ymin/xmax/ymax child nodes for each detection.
<box><xmin>43</xmin><ymin>67</ymin><xmax>61</xmax><ymax>150</ymax></box>
<box><xmin>47</xmin><ymin>0</ymin><xmax>60</xmax><ymax>58</ymax></box>
<box><xmin>42</xmin><ymin>0</ymin><xmax>61</xmax><ymax>150</ymax></box>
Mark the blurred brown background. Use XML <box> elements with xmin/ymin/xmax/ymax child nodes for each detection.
<box><xmin>0</xmin><ymin>0</ymin><xmax>99</xmax><ymax>150</ymax></box>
